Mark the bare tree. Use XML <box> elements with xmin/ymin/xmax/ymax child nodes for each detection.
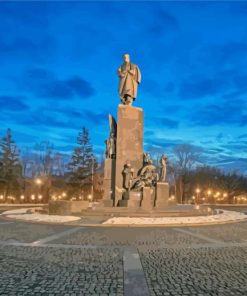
<box><xmin>173</xmin><ymin>144</ymin><xmax>202</xmax><ymax>203</ymax></box>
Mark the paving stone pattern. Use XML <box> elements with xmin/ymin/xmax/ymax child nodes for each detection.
<box><xmin>52</xmin><ymin>227</ymin><xmax>206</xmax><ymax>247</ymax></box>
<box><xmin>0</xmin><ymin>222</ymin><xmax>71</xmax><ymax>243</ymax></box>
<box><xmin>1</xmin><ymin>218</ymin><xmax>247</xmax><ymax>295</ymax></box>
<box><xmin>0</xmin><ymin>246</ymin><xmax>123</xmax><ymax>296</ymax></box>
<box><xmin>187</xmin><ymin>221</ymin><xmax>247</xmax><ymax>243</ymax></box>
<box><xmin>140</xmin><ymin>247</ymin><xmax>247</xmax><ymax>296</ymax></box>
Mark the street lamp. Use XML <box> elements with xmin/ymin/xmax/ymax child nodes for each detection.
<box><xmin>207</xmin><ymin>190</ymin><xmax>212</xmax><ymax>203</ymax></box>
<box><xmin>192</xmin><ymin>195</ymin><xmax>195</xmax><ymax>204</ymax></box>
<box><xmin>91</xmin><ymin>157</ymin><xmax>95</xmax><ymax>202</ymax></box>
<box><xmin>31</xmin><ymin>194</ymin><xmax>35</xmax><ymax>203</ymax></box>
<box><xmin>195</xmin><ymin>188</ymin><xmax>200</xmax><ymax>204</ymax></box>
<box><xmin>35</xmin><ymin>178</ymin><xmax>42</xmax><ymax>201</ymax></box>
<box><xmin>35</xmin><ymin>178</ymin><xmax>42</xmax><ymax>185</ymax></box>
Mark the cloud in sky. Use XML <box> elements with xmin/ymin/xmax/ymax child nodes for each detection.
<box><xmin>0</xmin><ymin>95</ymin><xmax>29</xmax><ymax>111</ymax></box>
<box><xmin>191</xmin><ymin>99</ymin><xmax>247</xmax><ymax>127</ymax></box>
<box><xmin>0</xmin><ymin>1</ymin><xmax>247</xmax><ymax>174</ymax></box>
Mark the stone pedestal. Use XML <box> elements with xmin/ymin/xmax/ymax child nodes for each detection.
<box><xmin>102</xmin><ymin>158</ymin><xmax>116</xmax><ymax>207</ymax></box>
<box><xmin>115</xmin><ymin>105</ymin><xmax>143</xmax><ymax>206</ymax></box>
<box><xmin>155</xmin><ymin>182</ymin><xmax>169</xmax><ymax>208</ymax></box>
<box><xmin>141</xmin><ymin>187</ymin><xmax>155</xmax><ymax>211</ymax></box>
<box><xmin>127</xmin><ymin>191</ymin><xmax>142</xmax><ymax>208</ymax></box>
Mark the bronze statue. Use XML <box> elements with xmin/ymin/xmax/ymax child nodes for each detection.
<box><xmin>117</xmin><ymin>53</ymin><xmax>141</xmax><ymax>106</ymax></box>
<box><xmin>132</xmin><ymin>160</ymin><xmax>158</xmax><ymax>190</ymax></box>
<box><xmin>143</xmin><ymin>152</ymin><xmax>150</xmax><ymax>166</ymax></box>
<box><xmin>108</xmin><ymin>114</ymin><xmax>117</xmax><ymax>138</ymax></box>
<box><xmin>122</xmin><ymin>163</ymin><xmax>134</xmax><ymax>191</ymax></box>
<box><xmin>159</xmin><ymin>154</ymin><xmax>168</xmax><ymax>182</ymax></box>
<box><xmin>105</xmin><ymin>114</ymin><xmax>117</xmax><ymax>159</ymax></box>
<box><xmin>105</xmin><ymin>132</ymin><xmax>116</xmax><ymax>159</ymax></box>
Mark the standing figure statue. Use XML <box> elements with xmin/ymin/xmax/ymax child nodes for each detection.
<box><xmin>104</xmin><ymin>132</ymin><xmax>116</xmax><ymax>159</ymax></box>
<box><xmin>143</xmin><ymin>152</ymin><xmax>151</xmax><ymax>166</ymax></box>
<box><xmin>117</xmin><ymin>53</ymin><xmax>141</xmax><ymax>106</ymax></box>
<box><xmin>122</xmin><ymin>163</ymin><xmax>134</xmax><ymax>191</ymax></box>
<box><xmin>159</xmin><ymin>154</ymin><xmax>168</xmax><ymax>182</ymax></box>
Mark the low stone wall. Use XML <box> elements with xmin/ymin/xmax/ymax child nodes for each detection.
<box><xmin>71</xmin><ymin>201</ymin><xmax>89</xmax><ymax>213</ymax></box>
<box><xmin>49</xmin><ymin>200</ymin><xmax>89</xmax><ymax>215</ymax></box>
<box><xmin>49</xmin><ymin>200</ymin><xmax>71</xmax><ymax>215</ymax></box>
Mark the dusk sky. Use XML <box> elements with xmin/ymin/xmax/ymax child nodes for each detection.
<box><xmin>0</xmin><ymin>1</ymin><xmax>247</xmax><ymax>174</ymax></box>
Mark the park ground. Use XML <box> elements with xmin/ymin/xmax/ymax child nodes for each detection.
<box><xmin>0</xmin><ymin>206</ymin><xmax>247</xmax><ymax>296</ymax></box>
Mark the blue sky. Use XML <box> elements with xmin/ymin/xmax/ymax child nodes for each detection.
<box><xmin>0</xmin><ymin>1</ymin><xmax>247</xmax><ymax>174</ymax></box>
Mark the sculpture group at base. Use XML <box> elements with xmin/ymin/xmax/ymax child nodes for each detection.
<box><xmin>102</xmin><ymin>54</ymin><xmax>169</xmax><ymax>209</ymax></box>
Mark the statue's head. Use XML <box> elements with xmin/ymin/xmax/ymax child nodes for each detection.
<box><xmin>123</xmin><ymin>53</ymin><xmax>130</xmax><ymax>63</ymax></box>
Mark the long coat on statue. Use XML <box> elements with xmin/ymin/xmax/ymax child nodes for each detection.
<box><xmin>117</xmin><ymin>62</ymin><xmax>141</xmax><ymax>101</ymax></box>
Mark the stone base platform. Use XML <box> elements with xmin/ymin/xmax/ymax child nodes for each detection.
<box><xmin>81</xmin><ymin>205</ymin><xmax>212</xmax><ymax>217</ymax></box>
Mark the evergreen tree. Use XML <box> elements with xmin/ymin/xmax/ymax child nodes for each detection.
<box><xmin>0</xmin><ymin>129</ymin><xmax>22</xmax><ymax>198</ymax></box>
<box><xmin>67</xmin><ymin>127</ymin><xmax>97</xmax><ymax>197</ymax></box>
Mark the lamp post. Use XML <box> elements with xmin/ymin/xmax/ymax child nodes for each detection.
<box><xmin>195</xmin><ymin>188</ymin><xmax>200</xmax><ymax>204</ymax></box>
<box><xmin>20</xmin><ymin>195</ymin><xmax>25</xmax><ymax>203</ymax></box>
<box><xmin>91</xmin><ymin>157</ymin><xmax>94</xmax><ymax>202</ymax></box>
<box><xmin>31</xmin><ymin>194</ymin><xmax>35</xmax><ymax>203</ymax></box>
<box><xmin>192</xmin><ymin>195</ymin><xmax>195</xmax><ymax>204</ymax></box>
<box><xmin>207</xmin><ymin>190</ymin><xmax>212</xmax><ymax>203</ymax></box>
<box><xmin>35</xmin><ymin>178</ymin><xmax>42</xmax><ymax>201</ymax></box>
<box><xmin>223</xmin><ymin>193</ymin><xmax>228</xmax><ymax>203</ymax></box>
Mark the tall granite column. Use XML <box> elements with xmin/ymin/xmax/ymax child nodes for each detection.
<box><xmin>114</xmin><ymin>104</ymin><xmax>144</xmax><ymax>206</ymax></box>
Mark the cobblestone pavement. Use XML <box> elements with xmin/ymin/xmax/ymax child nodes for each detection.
<box><xmin>1</xmin><ymin>215</ymin><xmax>247</xmax><ymax>295</ymax></box>
<box><xmin>140</xmin><ymin>247</ymin><xmax>247</xmax><ymax>296</ymax></box>
<box><xmin>0</xmin><ymin>246</ymin><xmax>123</xmax><ymax>296</ymax></box>
<box><xmin>52</xmin><ymin>227</ymin><xmax>206</xmax><ymax>247</ymax></box>
<box><xmin>0</xmin><ymin>220</ymin><xmax>72</xmax><ymax>243</ymax></box>
<box><xmin>186</xmin><ymin>221</ymin><xmax>247</xmax><ymax>243</ymax></box>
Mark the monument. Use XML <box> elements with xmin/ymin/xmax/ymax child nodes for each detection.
<box><xmin>102</xmin><ymin>53</ymin><xmax>169</xmax><ymax>209</ymax></box>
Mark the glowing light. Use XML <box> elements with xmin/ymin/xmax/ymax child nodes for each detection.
<box><xmin>20</xmin><ymin>195</ymin><xmax>25</xmax><ymax>200</ymax></box>
<box><xmin>35</xmin><ymin>178</ymin><xmax>42</xmax><ymax>185</ymax></box>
